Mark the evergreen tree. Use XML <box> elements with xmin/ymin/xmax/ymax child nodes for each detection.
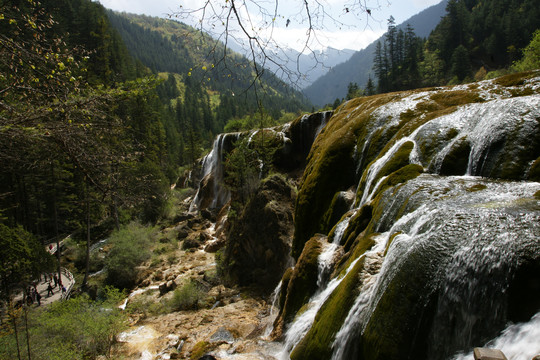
<box><xmin>450</xmin><ymin>44</ymin><xmax>472</xmax><ymax>81</ymax></box>
<box><xmin>365</xmin><ymin>77</ymin><xmax>376</xmax><ymax>96</ymax></box>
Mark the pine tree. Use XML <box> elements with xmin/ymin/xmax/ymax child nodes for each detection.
<box><xmin>450</xmin><ymin>44</ymin><xmax>472</xmax><ymax>81</ymax></box>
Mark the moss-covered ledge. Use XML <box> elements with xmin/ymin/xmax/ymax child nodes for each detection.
<box><xmin>290</xmin><ymin>254</ymin><xmax>366</xmax><ymax>360</ymax></box>
<box><xmin>279</xmin><ymin>235</ymin><xmax>324</xmax><ymax>326</ymax></box>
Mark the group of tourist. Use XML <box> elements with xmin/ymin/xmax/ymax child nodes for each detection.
<box><xmin>26</xmin><ymin>286</ymin><xmax>41</xmax><ymax>306</ymax></box>
<box><xmin>25</xmin><ymin>272</ymin><xmax>66</xmax><ymax>307</ymax></box>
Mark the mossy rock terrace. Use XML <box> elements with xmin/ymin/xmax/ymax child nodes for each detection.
<box><xmin>293</xmin><ymin>71</ymin><xmax>540</xmax><ymax>253</ymax></box>
<box><xmin>279</xmin><ymin>235</ymin><xmax>324</xmax><ymax>325</ymax></box>
<box><xmin>284</xmin><ymin>72</ymin><xmax>540</xmax><ymax>359</ymax></box>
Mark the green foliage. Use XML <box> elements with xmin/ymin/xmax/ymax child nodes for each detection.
<box><xmin>346</xmin><ymin>82</ymin><xmax>363</xmax><ymax>100</ymax></box>
<box><xmin>373</xmin><ymin>21</ymin><xmax>423</xmax><ymax>93</ymax></box>
<box><xmin>0</xmin><ymin>289</ymin><xmax>126</xmax><ymax>360</ymax></box>
<box><xmin>169</xmin><ymin>279</ymin><xmax>206</xmax><ymax>311</ymax></box>
<box><xmin>0</xmin><ymin>224</ymin><xmax>53</xmax><ymax>299</ymax></box>
<box><xmin>107</xmin><ymin>11</ymin><xmax>310</xmax><ymax>139</ymax></box>
<box><xmin>105</xmin><ymin>222</ymin><xmax>155</xmax><ymax>290</ymax></box>
<box><xmin>513</xmin><ymin>29</ymin><xmax>540</xmax><ymax>72</ymax></box>
<box><xmin>373</xmin><ymin>0</ymin><xmax>540</xmax><ymax>92</ymax></box>
<box><xmin>450</xmin><ymin>45</ymin><xmax>472</xmax><ymax>81</ymax></box>
<box><xmin>224</xmin><ymin>139</ymin><xmax>260</xmax><ymax>206</ymax></box>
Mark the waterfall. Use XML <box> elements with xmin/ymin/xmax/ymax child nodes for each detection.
<box><xmin>189</xmin><ymin>133</ymin><xmax>240</xmax><ymax>212</ymax></box>
<box><xmin>357</xmin><ymin>136</ymin><xmax>419</xmax><ymax>207</ymax></box>
<box><xmin>452</xmin><ymin>311</ymin><xmax>540</xmax><ymax>360</ymax></box>
<box><xmin>328</xmin><ymin>176</ymin><xmax>540</xmax><ymax>359</ymax></box>
<box><xmin>278</xmin><ymin>257</ymin><xmax>361</xmax><ymax>360</ymax></box>
<box><xmin>264</xmin><ymin>280</ymin><xmax>283</xmax><ymax>338</ymax></box>
<box><xmin>330</xmin><ymin>205</ymin><xmax>434</xmax><ymax>359</ymax></box>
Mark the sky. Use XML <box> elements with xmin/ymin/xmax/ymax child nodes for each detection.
<box><xmin>98</xmin><ymin>0</ymin><xmax>443</xmax><ymax>51</ymax></box>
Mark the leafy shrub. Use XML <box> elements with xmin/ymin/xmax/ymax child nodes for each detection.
<box><xmin>0</xmin><ymin>287</ymin><xmax>126</xmax><ymax>360</ymax></box>
<box><xmin>513</xmin><ymin>29</ymin><xmax>540</xmax><ymax>72</ymax></box>
<box><xmin>169</xmin><ymin>279</ymin><xmax>206</xmax><ymax>311</ymax></box>
<box><xmin>105</xmin><ymin>222</ymin><xmax>155</xmax><ymax>290</ymax></box>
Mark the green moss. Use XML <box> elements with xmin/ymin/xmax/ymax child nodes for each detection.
<box><xmin>293</xmin><ymin>130</ymin><xmax>356</xmax><ymax>258</ymax></box>
<box><xmin>379</xmin><ymin>141</ymin><xmax>415</xmax><ymax>178</ymax></box>
<box><xmin>527</xmin><ymin>157</ymin><xmax>540</xmax><ymax>182</ymax></box>
<box><xmin>321</xmin><ymin>191</ymin><xmax>354</xmax><ymax>235</ymax></box>
<box><xmin>190</xmin><ymin>341</ymin><xmax>212</xmax><ymax>360</ymax></box>
<box><xmin>293</xmin><ymin>95</ymin><xmax>405</xmax><ymax>259</ymax></box>
<box><xmin>509</xmin><ymin>87</ymin><xmax>535</xmax><ymax>97</ymax></box>
<box><xmin>336</xmin><ymin>233</ymin><xmax>377</xmax><ymax>277</ymax></box>
<box><xmin>430</xmin><ymin>90</ymin><xmax>485</xmax><ymax>107</ymax></box>
<box><xmin>378</xmin><ymin>164</ymin><xmax>424</xmax><ymax>197</ymax></box>
<box><xmin>342</xmin><ymin>204</ymin><xmax>373</xmax><ymax>253</ymax></box>
<box><xmin>492</xmin><ymin>71</ymin><xmax>537</xmax><ymax>87</ymax></box>
<box><xmin>290</xmin><ymin>256</ymin><xmax>366</xmax><ymax>360</ymax></box>
<box><xmin>466</xmin><ymin>184</ymin><xmax>487</xmax><ymax>192</ymax></box>
<box><xmin>384</xmin><ymin>232</ymin><xmax>403</xmax><ymax>256</ymax></box>
<box><xmin>356</xmin><ymin>141</ymin><xmax>415</xmax><ymax>203</ymax></box>
<box><xmin>279</xmin><ymin>267</ymin><xmax>294</xmax><ymax>311</ymax></box>
<box><xmin>534</xmin><ymin>190</ymin><xmax>540</xmax><ymax>200</ymax></box>
<box><xmin>439</xmin><ymin>137</ymin><xmax>471</xmax><ymax>176</ymax></box>
<box><xmin>360</xmin><ymin>243</ymin><xmax>441</xmax><ymax>360</ymax></box>
<box><xmin>367</xmin><ymin>164</ymin><xmax>424</xmax><ymax>235</ymax></box>
<box><xmin>281</xmin><ymin>237</ymin><xmax>322</xmax><ymax>324</ymax></box>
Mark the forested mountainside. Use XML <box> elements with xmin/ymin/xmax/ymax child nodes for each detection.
<box><xmin>106</xmin><ymin>12</ymin><xmax>311</xmax><ymax>118</ymax></box>
<box><xmin>306</xmin><ymin>0</ymin><xmax>540</xmax><ymax>107</ymax></box>
<box><xmin>303</xmin><ymin>0</ymin><xmax>449</xmax><ymax>106</ymax></box>
<box><xmin>371</xmin><ymin>0</ymin><xmax>540</xmax><ymax>95</ymax></box>
<box><xmin>0</xmin><ymin>0</ymin><xmax>308</xmax><ymax>293</ymax></box>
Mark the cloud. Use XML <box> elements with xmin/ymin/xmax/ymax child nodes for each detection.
<box><xmin>270</xmin><ymin>27</ymin><xmax>385</xmax><ymax>51</ymax></box>
<box><xmin>411</xmin><ymin>0</ymin><xmax>443</xmax><ymax>8</ymax></box>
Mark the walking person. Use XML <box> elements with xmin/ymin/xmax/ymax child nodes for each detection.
<box><xmin>35</xmin><ymin>291</ymin><xmax>41</xmax><ymax>306</ymax></box>
<box><xmin>47</xmin><ymin>282</ymin><xmax>54</xmax><ymax>297</ymax></box>
<box><xmin>53</xmin><ymin>274</ymin><xmax>58</xmax><ymax>288</ymax></box>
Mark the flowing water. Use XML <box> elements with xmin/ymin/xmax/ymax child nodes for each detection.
<box><xmin>452</xmin><ymin>311</ymin><xmax>540</xmax><ymax>360</ymax></box>
<box><xmin>192</xmin><ymin>80</ymin><xmax>540</xmax><ymax>359</ymax></box>
<box><xmin>278</xmin><ymin>257</ymin><xmax>362</xmax><ymax>360</ymax></box>
<box><xmin>189</xmin><ymin>133</ymin><xmax>240</xmax><ymax>212</ymax></box>
<box><xmin>330</xmin><ymin>175</ymin><xmax>540</xmax><ymax>359</ymax></box>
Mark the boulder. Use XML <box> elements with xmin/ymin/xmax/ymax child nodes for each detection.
<box><xmin>209</xmin><ymin>326</ymin><xmax>234</xmax><ymax>344</ymax></box>
<box><xmin>159</xmin><ymin>280</ymin><xmax>176</xmax><ymax>295</ymax></box>
<box><xmin>221</xmin><ymin>174</ymin><xmax>296</xmax><ymax>293</ymax></box>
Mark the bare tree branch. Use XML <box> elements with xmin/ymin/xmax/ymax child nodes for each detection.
<box><xmin>173</xmin><ymin>0</ymin><xmax>389</xmax><ymax>90</ymax></box>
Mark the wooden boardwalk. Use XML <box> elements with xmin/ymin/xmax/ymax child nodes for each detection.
<box><xmin>15</xmin><ymin>268</ymin><xmax>75</xmax><ymax>306</ymax></box>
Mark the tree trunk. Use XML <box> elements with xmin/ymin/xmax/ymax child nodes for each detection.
<box><xmin>9</xmin><ymin>301</ymin><xmax>22</xmax><ymax>360</ymax></box>
<box><xmin>50</xmin><ymin>163</ymin><xmax>62</xmax><ymax>292</ymax></box>
<box><xmin>24</xmin><ymin>305</ymin><xmax>31</xmax><ymax>360</ymax></box>
<box><xmin>82</xmin><ymin>178</ymin><xmax>91</xmax><ymax>289</ymax></box>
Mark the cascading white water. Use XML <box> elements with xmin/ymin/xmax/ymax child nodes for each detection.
<box><xmin>278</xmin><ymin>257</ymin><xmax>361</xmax><ymax>360</ymax></box>
<box><xmin>357</xmin><ymin>136</ymin><xmax>419</xmax><ymax>207</ymax></box>
<box><xmin>452</xmin><ymin>311</ymin><xmax>540</xmax><ymax>360</ymax></box>
<box><xmin>316</xmin><ymin>216</ymin><xmax>352</xmax><ymax>287</ymax></box>
<box><xmin>330</xmin><ymin>205</ymin><xmax>435</xmax><ymax>359</ymax></box>
<box><xmin>328</xmin><ymin>175</ymin><xmax>540</xmax><ymax>359</ymax></box>
<box><xmin>263</xmin><ymin>280</ymin><xmax>283</xmax><ymax>338</ymax></box>
<box><xmin>189</xmin><ymin>133</ymin><xmax>240</xmax><ymax>212</ymax></box>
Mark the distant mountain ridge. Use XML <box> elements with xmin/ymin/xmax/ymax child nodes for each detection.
<box><xmin>263</xmin><ymin>47</ymin><xmax>356</xmax><ymax>89</ymax></box>
<box><xmin>107</xmin><ymin>11</ymin><xmax>311</xmax><ymax>112</ymax></box>
<box><xmin>303</xmin><ymin>0</ymin><xmax>449</xmax><ymax>106</ymax></box>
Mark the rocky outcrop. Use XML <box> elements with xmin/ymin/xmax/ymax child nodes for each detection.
<box><xmin>293</xmin><ymin>71</ymin><xmax>540</xmax><ymax>257</ymax></box>
<box><xmin>190</xmin><ymin>112</ymin><xmax>333</xmax><ymax>215</ymax></box>
<box><xmin>221</xmin><ymin>174</ymin><xmax>296</xmax><ymax>293</ymax></box>
<box><xmin>282</xmin><ymin>71</ymin><xmax>540</xmax><ymax>360</ymax></box>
